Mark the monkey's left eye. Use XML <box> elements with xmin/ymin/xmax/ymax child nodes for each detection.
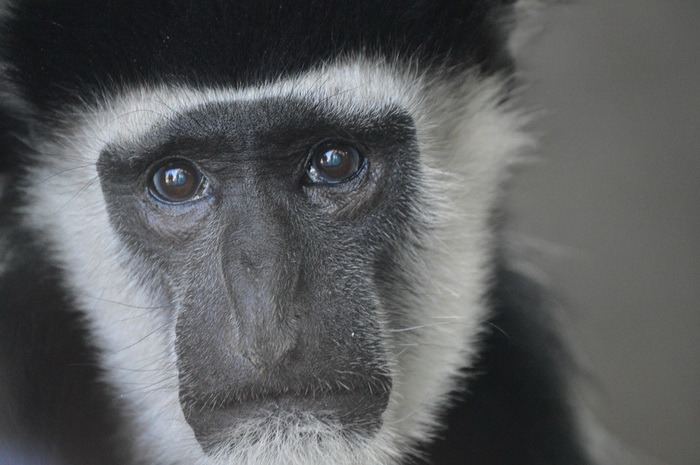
<box><xmin>148</xmin><ymin>159</ymin><xmax>207</xmax><ymax>204</ymax></box>
<box><xmin>307</xmin><ymin>142</ymin><xmax>364</xmax><ymax>184</ymax></box>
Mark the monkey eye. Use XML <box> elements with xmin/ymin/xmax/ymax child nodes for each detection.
<box><xmin>307</xmin><ymin>141</ymin><xmax>364</xmax><ymax>184</ymax></box>
<box><xmin>148</xmin><ymin>159</ymin><xmax>207</xmax><ymax>204</ymax></box>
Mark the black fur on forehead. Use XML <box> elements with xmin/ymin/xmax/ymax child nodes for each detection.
<box><xmin>1</xmin><ymin>0</ymin><xmax>517</xmax><ymax>113</ymax></box>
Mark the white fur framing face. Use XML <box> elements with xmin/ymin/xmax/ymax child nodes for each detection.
<box><xmin>21</xmin><ymin>58</ymin><xmax>530</xmax><ymax>464</ymax></box>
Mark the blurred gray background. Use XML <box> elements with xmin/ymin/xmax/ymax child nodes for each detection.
<box><xmin>507</xmin><ymin>1</ymin><xmax>700</xmax><ymax>464</ymax></box>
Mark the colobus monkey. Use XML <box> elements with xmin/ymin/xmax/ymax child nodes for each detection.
<box><xmin>0</xmin><ymin>1</ymin><xmax>593</xmax><ymax>464</ymax></box>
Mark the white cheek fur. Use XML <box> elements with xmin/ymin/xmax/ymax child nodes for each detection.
<box><xmin>20</xmin><ymin>58</ymin><xmax>530</xmax><ymax>464</ymax></box>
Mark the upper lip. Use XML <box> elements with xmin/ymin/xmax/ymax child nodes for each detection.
<box><xmin>183</xmin><ymin>376</ymin><xmax>392</xmax><ymax>412</ymax></box>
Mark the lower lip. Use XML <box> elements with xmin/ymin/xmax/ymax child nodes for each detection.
<box><xmin>184</xmin><ymin>390</ymin><xmax>389</xmax><ymax>452</ymax></box>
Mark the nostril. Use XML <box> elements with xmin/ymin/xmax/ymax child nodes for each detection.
<box><xmin>237</xmin><ymin>325</ymin><xmax>297</xmax><ymax>372</ymax></box>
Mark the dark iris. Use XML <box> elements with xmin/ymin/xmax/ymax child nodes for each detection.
<box><xmin>308</xmin><ymin>142</ymin><xmax>363</xmax><ymax>184</ymax></box>
<box><xmin>149</xmin><ymin>160</ymin><xmax>203</xmax><ymax>203</ymax></box>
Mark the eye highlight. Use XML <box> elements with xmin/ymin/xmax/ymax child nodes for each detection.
<box><xmin>307</xmin><ymin>141</ymin><xmax>364</xmax><ymax>184</ymax></box>
<box><xmin>148</xmin><ymin>159</ymin><xmax>207</xmax><ymax>204</ymax></box>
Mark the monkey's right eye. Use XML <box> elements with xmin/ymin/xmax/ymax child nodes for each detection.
<box><xmin>306</xmin><ymin>141</ymin><xmax>364</xmax><ymax>184</ymax></box>
<box><xmin>148</xmin><ymin>159</ymin><xmax>207</xmax><ymax>204</ymax></box>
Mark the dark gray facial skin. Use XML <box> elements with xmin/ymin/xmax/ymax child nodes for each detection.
<box><xmin>96</xmin><ymin>97</ymin><xmax>423</xmax><ymax>450</ymax></box>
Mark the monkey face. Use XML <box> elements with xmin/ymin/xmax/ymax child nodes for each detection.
<box><xmin>16</xmin><ymin>60</ymin><xmax>526</xmax><ymax>463</ymax></box>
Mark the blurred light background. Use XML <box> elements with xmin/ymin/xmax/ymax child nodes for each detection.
<box><xmin>508</xmin><ymin>1</ymin><xmax>700</xmax><ymax>464</ymax></box>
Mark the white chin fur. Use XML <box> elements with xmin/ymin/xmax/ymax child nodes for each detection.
<box><xmin>20</xmin><ymin>57</ymin><xmax>530</xmax><ymax>464</ymax></box>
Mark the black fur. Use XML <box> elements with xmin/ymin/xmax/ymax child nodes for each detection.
<box><xmin>0</xmin><ymin>0</ymin><xmax>515</xmax><ymax>113</ymax></box>
<box><xmin>413</xmin><ymin>262</ymin><xmax>590</xmax><ymax>465</ymax></box>
<box><xmin>0</xmin><ymin>206</ymin><xmax>124</xmax><ymax>464</ymax></box>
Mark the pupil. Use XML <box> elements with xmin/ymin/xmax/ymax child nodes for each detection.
<box><xmin>323</xmin><ymin>151</ymin><xmax>343</xmax><ymax>167</ymax></box>
<box><xmin>307</xmin><ymin>142</ymin><xmax>363</xmax><ymax>184</ymax></box>
<box><xmin>150</xmin><ymin>160</ymin><xmax>203</xmax><ymax>203</ymax></box>
<box><xmin>165</xmin><ymin>169</ymin><xmax>188</xmax><ymax>186</ymax></box>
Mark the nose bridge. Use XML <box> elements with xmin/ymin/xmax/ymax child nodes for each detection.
<box><xmin>222</xmin><ymin>192</ymin><xmax>301</xmax><ymax>368</ymax></box>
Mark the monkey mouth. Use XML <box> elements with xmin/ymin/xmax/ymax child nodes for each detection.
<box><xmin>182</xmin><ymin>384</ymin><xmax>391</xmax><ymax>452</ymax></box>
